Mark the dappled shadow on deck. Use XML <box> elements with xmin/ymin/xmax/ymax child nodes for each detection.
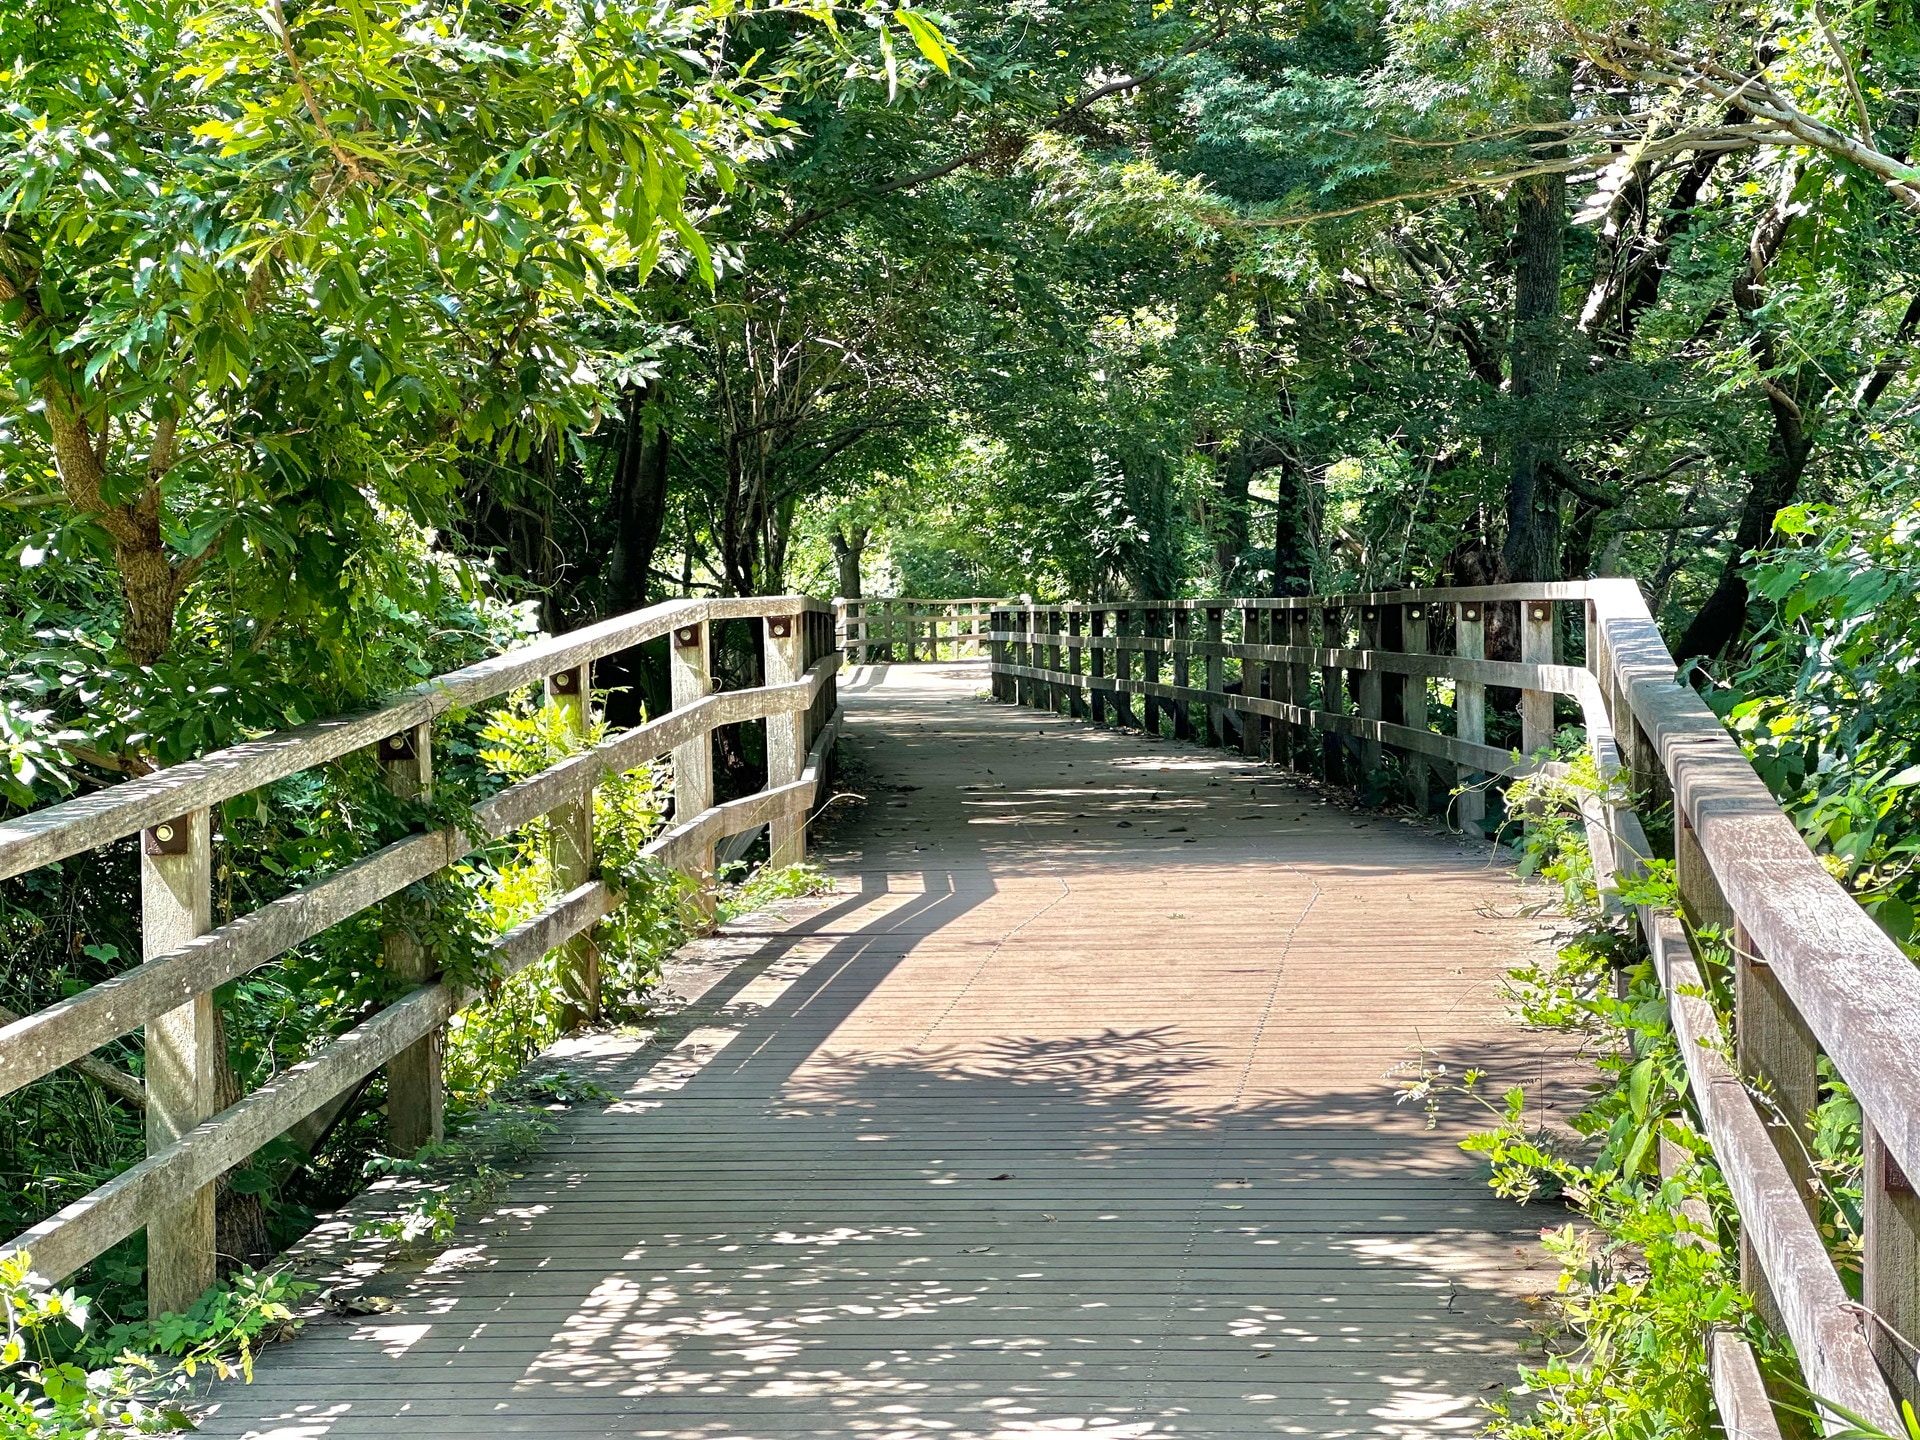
<box><xmin>199</xmin><ymin>663</ymin><xmax>1579</xmax><ymax>1440</ymax></box>
<box><xmin>202</xmin><ymin>886</ymin><xmax>1573</xmax><ymax>1440</ymax></box>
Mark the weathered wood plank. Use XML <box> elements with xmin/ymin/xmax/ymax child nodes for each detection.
<box><xmin>1588</xmin><ymin>578</ymin><xmax>1920</xmax><ymax>1216</ymax></box>
<box><xmin>0</xmin><ymin>596</ymin><xmax>826</xmax><ymax>882</ymax></box>
<box><xmin>1652</xmin><ymin>914</ymin><xmax>1901</xmax><ymax>1433</ymax></box>
<box><xmin>1</xmin><ymin>882</ymin><xmax>618</xmax><ymax>1283</ymax></box>
<box><xmin>141</xmin><ymin>805</ymin><xmax>216</xmax><ymax>1317</ymax></box>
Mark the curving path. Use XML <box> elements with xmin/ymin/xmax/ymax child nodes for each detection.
<box><xmin>200</xmin><ymin>660</ymin><xmax>1582</xmax><ymax>1440</ymax></box>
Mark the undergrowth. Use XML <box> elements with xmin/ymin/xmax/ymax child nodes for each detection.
<box><xmin>1</xmin><ymin>1255</ymin><xmax>310</xmax><ymax>1438</ymax></box>
<box><xmin>0</xmin><ymin>681</ymin><xmax>832</xmax><ymax>1435</ymax></box>
<box><xmin>1434</xmin><ymin>758</ymin><xmax>1790</xmax><ymax>1439</ymax></box>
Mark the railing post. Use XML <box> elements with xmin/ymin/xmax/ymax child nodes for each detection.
<box><xmin>1033</xmin><ymin>608</ymin><xmax>1049</xmax><ymax>710</ymax></box>
<box><xmin>1521</xmin><ymin>598</ymin><xmax>1555</xmax><ymax>758</ymax></box>
<box><xmin>1114</xmin><ymin>610</ymin><xmax>1136</xmax><ymax>728</ymax></box>
<box><xmin>547</xmin><ymin>666</ymin><xmax>599</xmax><ymax>1026</ymax></box>
<box><xmin>764</xmin><ymin>612</ymin><xmax>807</xmax><ymax>867</ymax></box>
<box><xmin>1241</xmin><ymin>605</ymin><xmax>1263</xmax><ymax>760</ymax></box>
<box><xmin>1068</xmin><ymin>608</ymin><xmax>1086</xmax><ymax>719</ymax></box>
<box><xmin>1321</xmin><ymin>604</ymin><xmax>1344</xmax><ymax>784</ymax></box>
<box><xmin>1402</xmin><ymin>602</ymin><xmax>1431</xmax><ymax>813</ymax></box>
<box><xmin>1028</xmin><ymin>608</ymin><xmax>1043</xmax><ymax>708</ymax></box>
<box><xmin>670</xmin><ymin>620</ymin><xmax>715</xmax><ymax>898</ymax></box>
<box><xmin>1098</xmin><ymin>610</ymin><xmax>1113</xmax><ymax>725</ymax></box>
<box><xmin>1167</xmin><ymin>610</ymin><xmax>1182</xmax><ymax>744</ymax></box>
<box><xmin>1865</xmin><ymin>1120</ymin><xmax>1920</xmax><ymax>1407</ymax></box>
<box><xmin>998</xmin><ymin>606</ymin><xmax>1013</xmax><ymax>702</ymax></box>
<box><xmin>1205</xmin><ymin>607</ymin><xmax>1225</xmax><ymax>748</ymax></box>
<box><xmin>1050</xmin><ymin>609</ymin><xmax>1066</xmax><ymax>713</ymax></box>
<box><xmin>1727</xmin><ymin>909</ymin><xmax>1822</xmax><ymax>1334</ymax></box>
<box><xmin>380</xmin><ymin>722</ymin><xmax>443</xmax><ymax>1155</ymax></box>
<box><xmin>809</xmin><ymin>608</ymin><xmax>835</xmax><ymax>738</ymax></box>
<box><xmin>1265</xmin><ymin>605</ymin><xmax>1289</xmax><ymax>766</ymax></box>
<box><xmin>1454</xmin><ymin>601</ymin><xmax>1486</xmax><ymax>833</ymax></box>
<box><xmin>1142</xmin><ymin>609</ymin><xmax>1163</xmax><ymax>737</ymax></box>
<box><xmin>142</xmin><ymin>807</ymin><xmax>215</xmax><ymax>1317</ymax></box>
<box><xmin>1357</xmin><ymin>605</ymin><xmax>1383</xmax><ymax>784</ymax></box>
<box><xmin>1290</xmin><ymin>607</ymin><xmax>1314</xmax><ymax>776</ymax></box>
<box><xmin>1013</xmin><ymin>599</ymin><xmax>1029</xmax><ymax>706</ymax></box>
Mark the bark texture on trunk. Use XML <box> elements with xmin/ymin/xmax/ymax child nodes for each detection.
<box><xmin>1213</xmin><ymin>448</ymin><xmax>1253</xmax><ymax>588</ymax></box>
<box><xmin>1502</xmin><ymin>165</ymin><xmax>1568</xmax><ymax>583</ymax></box>
<box><xmin>1272</xmin><ymin>456</ymin><xmax>1314</xmax><ymax>597</ymax></box>
<box><xmin>1677</xmin><ymin>167</ymin><xmax>1810</xmax><ymax>662</ymax></box>
<box><xmin>830</xmin><ymin>525</ymin><xmax>868</xmax><ymax>599</ymax></box>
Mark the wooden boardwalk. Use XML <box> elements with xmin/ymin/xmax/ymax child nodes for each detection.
<box><xmin>201</xmin><ymin>661</ymin><xmax>1580</xmax><ymax>1440</ymax></box>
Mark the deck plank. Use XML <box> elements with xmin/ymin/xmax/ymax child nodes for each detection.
<box><xmin>196</xmin><ymin>661</ymin><xmax>1583</xmax><ymax>1439</ymax></box>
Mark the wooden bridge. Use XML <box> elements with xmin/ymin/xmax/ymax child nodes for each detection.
<box><xmin>3</xmin><ymin>583</ymin><xmax>1918</xmax><ymax>1437</ymax></box>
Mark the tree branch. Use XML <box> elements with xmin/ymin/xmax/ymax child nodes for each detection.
<box><xmin>1577</xmin><ymin>31</ymin><xmax>1920</xmax><ymax>208</ymax></box>
<box><xmin>777</xmin><ymin>29</ymin><xmax>1223</xmax><ymax>242</ymax></box>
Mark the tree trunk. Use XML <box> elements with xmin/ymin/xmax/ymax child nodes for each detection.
<box><xmin>1676</xmin><ymin>166</ymin><xmax>1809</xmax><ymax>662</ymax></box>
<box><xmin>1674</xmin><ymin>414</ymin><xmax>1814</xmax><ymax>661</ymax></box>
<box><xmin>1120</xmin><ymin>453</ymin><xmax>1182</xmax><ymax>600</ymax></box>
<box><xmin>830</xmin><ymin>526</ymin><xmax>868</xmax><ymax>599</ymax></box>
<box><xmin>1272</xmin><ymin>456</ymin><xmax>1314</xmax><ymax>596</ymax></box>
<box><xmin>1502</xmin><ymin>163</ymin><xmax>1567</xmax><ymax>582</ymax></box>
<box><xmin>603</xmin><ymin>388</ymin><xmax>672</xmax><ymax>616</ymax></box>
<box><xmin>1213</xmin><ymin>448</ymin><xmax>1253</xmax><ymax>589</ymax></box>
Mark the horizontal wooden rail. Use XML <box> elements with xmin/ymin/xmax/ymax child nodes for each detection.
<box><xmin>0</xmin><ymin>654</ymin><xmax>840</xmax><ymax>1104</ymax></box>
<box><xmin>834</xmin><ymin>596</ymin><xmax>1008</xmax><ymax>664</ymax></box>
<box><xmin>5</xmin><ymin>880</ymin><xmax>621</xmax><ymax>1283</ymax></box>
<box><xmin>0</xmin><ymin>595</ymin><xmax>793</xmax><ymax>883</ymax></box>
<box><xmin>0</xmin><ymin>595</ymin><xmax>843</xmax><ymax>1314</ymax></box>
<box><xmin>989</xmin><ymin>584</ymin><xmax>1920</xmax><ymax>1431</ymax></box>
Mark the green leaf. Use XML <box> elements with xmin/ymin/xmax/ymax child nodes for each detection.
<box><xmin>895</xmin><ymin>10</ymin><xmax>952</xmax><ymax>73</ymax></box>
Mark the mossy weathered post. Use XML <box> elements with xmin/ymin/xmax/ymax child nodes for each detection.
<box><xmin>546</xmin><ymin>666</ymin><xmax>599</xmax><ymax>1025</ymax></box>
<box><xmin>142</xmin><ymin>807</ymin><xmax>215</xmax><ymax>1317</ymax></box>
<box><xmin>1453</xmin><ymin>601</ymin><xmax>1485</xmax><ymax>833</ymax></box>
<box><xmin>765</xmin><ymin>613</ymin><xmax>807</xmax><ymax>867</ymax></box>
<box><xmin>380</xmin><ymin>723</ymin><xmax>442</xmax><ymax>1154</ymax></box>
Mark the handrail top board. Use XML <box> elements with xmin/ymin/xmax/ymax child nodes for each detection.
<box><xmin>0</xmin><ymin>594</ymin><xmax>825</xmax><ymax>884</ymax></box>
<box><xmin>995</xmin><ymin>581</ymin><xmax>1608</xmax><ymax>614</ymax></box>
<box><xmin>834</xmin><ymin>596</ymin><xmax>1008</xmax><ymax>606</ymax></box>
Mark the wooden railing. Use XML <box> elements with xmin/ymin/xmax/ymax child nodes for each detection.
<box><xmin>834</xmin><ymin>597</ymin><xmax>1005</xmax><ymax>664</ymax></box>
<box><xmin>0</xmin><ymin>596</ymin><xmax>841</xmax><ymax>1315</ymax></box>
<box><xmin>990</xmin><ymin>583</ymin><xmax>1920</xmax><ymax>1433</ymax></box>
